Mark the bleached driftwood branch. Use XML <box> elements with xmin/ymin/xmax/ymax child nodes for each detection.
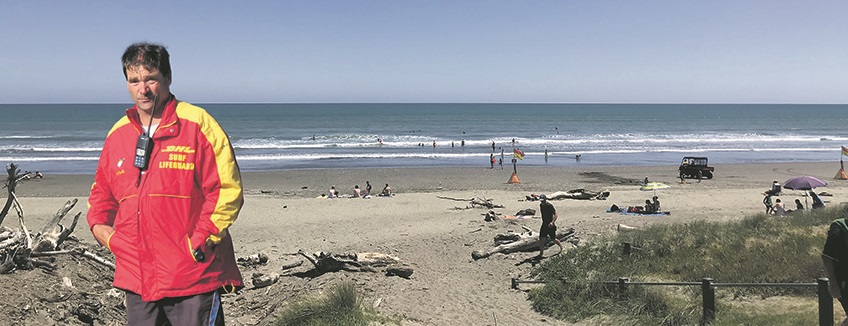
<box><xmin>437</xmin><ymin>196</ymin><xmax>504</xmax><ymax>209</ymax></box>
<box><xmin>295</xmin><ymin>249</ymin><xmax>413</xmax><ymax>278</ymax></box>
<box><xmin>472</xmin><ymin>227</ymin><xmax>577</xmax><ymax>260</ymax></box>
<box><xmin>0</xmin><ymin>164</ymin><xmax>89</xmax><ymax>273</ymax></box>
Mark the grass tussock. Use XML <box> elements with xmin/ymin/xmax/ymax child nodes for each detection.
<box><xmin>275</xmin><ymin>282</ymin><xmax>397</xmax><ymax>326</ymax></box>
<box><xmin>530</xmin><ymin>206</ymin><xmax>847</xmax><ymax>325</ymax></box>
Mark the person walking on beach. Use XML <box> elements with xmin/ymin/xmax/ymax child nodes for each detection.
<box><xmin>544</xmin><ymin>149</ymin><xmax>548</xmax><ymax>163</ymax></box>
<box><xmin>763</xmin><ymin>193</ymin><xmax>774</xmax><ymax>215</ymax></box>
<box><xmin>489</xmin><ymin>153</ymin><xmax>495</xmax><ymax>169</ymax></box>
<box><xmin>87</xmin><ymin>42</ymin><xmax>244</xmax><ymax>325</ymax></box>
<box><xmin>538</xmin><ymin>194</ymin><xmax>563</xmax><ymax>257</ymax></box>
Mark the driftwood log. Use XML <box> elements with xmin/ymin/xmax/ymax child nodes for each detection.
<box><xmin>438</xmin><ymin>196</ymin><xmax>504</xmax><ymax>209</ymax></box>
<box><xmin>525</xmin><ymin>189</ymin><xmax>610</xmax><ymax>201</ymax></box>
<box><xmin>0</xmin><ymin>163</ymin><xmax>112</xmax><ymax>273</ymax></box>
<box><xmin>295</xmin><ymin>249</ymin><xmax>413</xmax><ymax>278</ymax></box>
<box><xmin>472</xmin><ymin>227</ymin><xmax>577</xmax><ymax>260</ymax></box>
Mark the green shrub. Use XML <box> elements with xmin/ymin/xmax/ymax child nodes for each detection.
<box><xmin>530</xmin><ymin>207</ymin><xmax>845</xmax><ymax>324</ymax></box>
<box><xmin>276</xmin><ymin>282</ymin><xmax>396</xmax><ymax>326</ymax></box>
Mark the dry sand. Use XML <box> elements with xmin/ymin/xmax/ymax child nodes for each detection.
<box><xmin>13</xmin><ymin>162</ymin><xmax>848</xmax><ymax>325</ymax></box>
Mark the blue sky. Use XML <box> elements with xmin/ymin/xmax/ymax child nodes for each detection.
<box><xmin>1</xmin><ymin>1</ymin><xmax>846</xmax><ymax>104</ymax></box>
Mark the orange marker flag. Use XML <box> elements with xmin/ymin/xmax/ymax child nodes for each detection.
<box><xmin>513</xmin><ymin>148</ymin><xmax>525</xmax><ymax>160</ymax></box>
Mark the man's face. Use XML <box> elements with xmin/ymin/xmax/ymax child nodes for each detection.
<box><xmin>126</xmin><ymin>65</ymin><xmax>171</xmax><ymax>115</ymax></box>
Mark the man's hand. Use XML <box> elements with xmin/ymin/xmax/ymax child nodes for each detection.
<box><xmin>92</xmin><ymin>224</ymin><xmax>115</xmax><ymax>249</ymax></box>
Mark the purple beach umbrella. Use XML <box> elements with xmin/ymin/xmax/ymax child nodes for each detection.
<box><xmin>783</xmin><ymin>175</ymin><xmax>827</xmax><ymax>209</ymax></box>
<box><xmin>783</xmin><ymin>176</ymin><xmax>828</xmax><ymax>191</ymax></box>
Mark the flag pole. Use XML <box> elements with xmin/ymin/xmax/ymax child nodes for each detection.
<box><xmin>836</xmin><ymin>146</ymin><xmax>848</xmax><ymax>180</ymax></box>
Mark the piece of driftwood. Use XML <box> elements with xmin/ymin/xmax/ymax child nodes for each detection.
<box><xmin>237</xmin><ymin>253</ymin><xmax>269</xmax><ymax>267</ymax></box>
<box><xmin>0</xmin><ymin>164</ymin><xmax>89</xmax><ymax>274</ymax></box>
<box><xmin>526</xmin><ymin>189</ymin><xmax>610</xmax><ymax>201</ymax></box>
<box><xmin>472</xmin><ymin>227</ymin><xmax>577</xmax><ymax>260</ymax></box>
<box><xmin>252</xmin><ymin>272</ymin><xmax>280</xmax><ymax>288</ymax></box>
<box><xmin>385</xmin><ymin>266</ymin><xmax>414</xmax><ymax>279</ymax></box>
<box><xmin>281</xmin><ymin>260</ymin><xmax>303</xmax><ymax>270</ymax></box>
<box><xmin>617</xmin><ymin>224</ymin><xmax>640</xmax><ymax>232</ymax></box>
<box><xmin>438</xmin><ymin>196</ymin><xmax>504</xmax><ymax>209</ymax></box>
<box><xmin>33</xmin><ymin>199</ymin><xmax>80</xmax><ymax>252</ymax></box>
<box><xmin>295</xmin><ymin>249</ymin><xmax>411</xmax><ymax>278</ymax></box>
<box><xmin>75</xmin><ymin>248</ymin><xmax>116</xmax><ymax>270</ymax></box>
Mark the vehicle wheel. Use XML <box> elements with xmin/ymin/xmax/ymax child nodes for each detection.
<box><xmin>705</xmin><ymin>172</ymin><xmax>713</xmax><ymax>179</ymax></box>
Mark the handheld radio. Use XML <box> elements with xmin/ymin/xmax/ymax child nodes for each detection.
<box><xmin>133</xmin><ymin>94</ymin><xmax>157</xmax><ymax>170</ymax></box>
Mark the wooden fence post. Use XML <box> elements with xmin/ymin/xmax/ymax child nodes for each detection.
<box><xmin>818</xmin><ymin>278</ymin><xmax>833</xmax><ymax>326</ymax></box>
<box><xmin>701</xmin><ymin>277</ymin><xmax>715</xmax><ymax>325</ymax></box>
<box><xmin>618</xmin><ymin>277</ymin><xmax>629</xmax><ymax>299</ymax></box>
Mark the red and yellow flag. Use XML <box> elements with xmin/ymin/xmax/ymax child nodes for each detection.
<box><xmin>842</xmin><ymin>146</ymin><xmax>848</xmax><ymax>156</ymax></box>
<box><xmin>513</xmin><ymin>148</ymin><xmax>525</xmax><ymax>160</ymax></box>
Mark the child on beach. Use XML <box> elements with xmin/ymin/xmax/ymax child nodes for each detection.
<box><xmin>763</xmin><ymin>193</ymin><xmax>774</xmax><ymax>214</ymax></box>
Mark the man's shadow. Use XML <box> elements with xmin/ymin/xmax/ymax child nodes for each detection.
<box><xmin>515</xmin><ymin>255</ymin><xmax>544</xmax><ymax>267</ymax></box>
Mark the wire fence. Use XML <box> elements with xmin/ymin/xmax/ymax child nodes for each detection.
<box><xmin>511</xmin><ymin>277</ymin><xmax>834</xmax><ymax>325</ymax></box>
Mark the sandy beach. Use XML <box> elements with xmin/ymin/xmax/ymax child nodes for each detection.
<box><xmin>13</xmin><ymin>161</ymin><xmax>848</xmax><ymax>325</ymax></box>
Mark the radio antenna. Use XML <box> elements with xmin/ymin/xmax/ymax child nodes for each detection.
<box><xmin>146</xmin><ymin>93</ymin><xmax>158</xmax><ymax>136</ymax></box>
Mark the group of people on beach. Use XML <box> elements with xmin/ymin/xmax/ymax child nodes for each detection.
<box><xmin>327</xmin><ymin>181</ymin><xmax>393</xmax><ymax>198</ymax></box>
<box><xmin>761</xmin><ymin>180</ymin><xmax>823</xmax><ymax>216</ymax></box>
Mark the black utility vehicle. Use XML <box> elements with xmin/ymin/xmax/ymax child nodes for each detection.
<box><xmin>678</xmin><ymin>157</ymin><xmax>714</xmax><ymax>180</ymax></box>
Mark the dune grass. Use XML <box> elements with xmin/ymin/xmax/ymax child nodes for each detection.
<box><xmin>529</xmin><ymin>206</ymin><xmax>846</xmax><ymax>325</ymax></box>
<box><xmin>275</xmin><ymin>281</ymin><xmax>397</xmax><ymax>326</ymax></box>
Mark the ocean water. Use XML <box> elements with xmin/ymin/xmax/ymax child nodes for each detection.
<box><xmin>0</xmin><ymin>103</ymin><xmax>846</xmax><ymax>174</ymax></box>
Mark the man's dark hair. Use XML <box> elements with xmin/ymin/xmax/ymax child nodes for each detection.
<box><xmin>121</xmin><ymin>42</ymin><xmax>171</xmax><ymax>80</ymax></box>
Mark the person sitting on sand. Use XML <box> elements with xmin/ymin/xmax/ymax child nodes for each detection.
<box><xmin>795</xmin><ymin>199</ymin><xmax>805</xmax><ymax>211</ymax></box>
<box><xmin>652</xmin><ymin>196</ymin><xmax>661</xmax><ymax>213</ymax></box>
<box><xmin>365</xmin><ymin>181</ymin><xmax>372</xmax><ymax>196</ymax></box>
<box><xmin>328</xmin><ymin>186</ymin><xmax>337</xmax><ymax>198</ymax></box>
<box><xmin>811</xmin><ymin>191</ymin><xmax>826</xmax><ymax>210</ymax></box>
<box><xmin>773</xmin><ymin>198</ymin><xmax>786</xmax><ymax>216</ymax></box>
<box><xmin>353</xmin><ymin>185</ymin><xmax>362</xmax><ymax>198</ymax></box>
<box><xmin>644</xmin><ymin>199</ymin><xmax>656</xmax><ymax>214</ymax></box>
<box><xmin>381</xmin><ymin>183</ymin><xmax>393</xmax><ymax>197</ymax></box>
